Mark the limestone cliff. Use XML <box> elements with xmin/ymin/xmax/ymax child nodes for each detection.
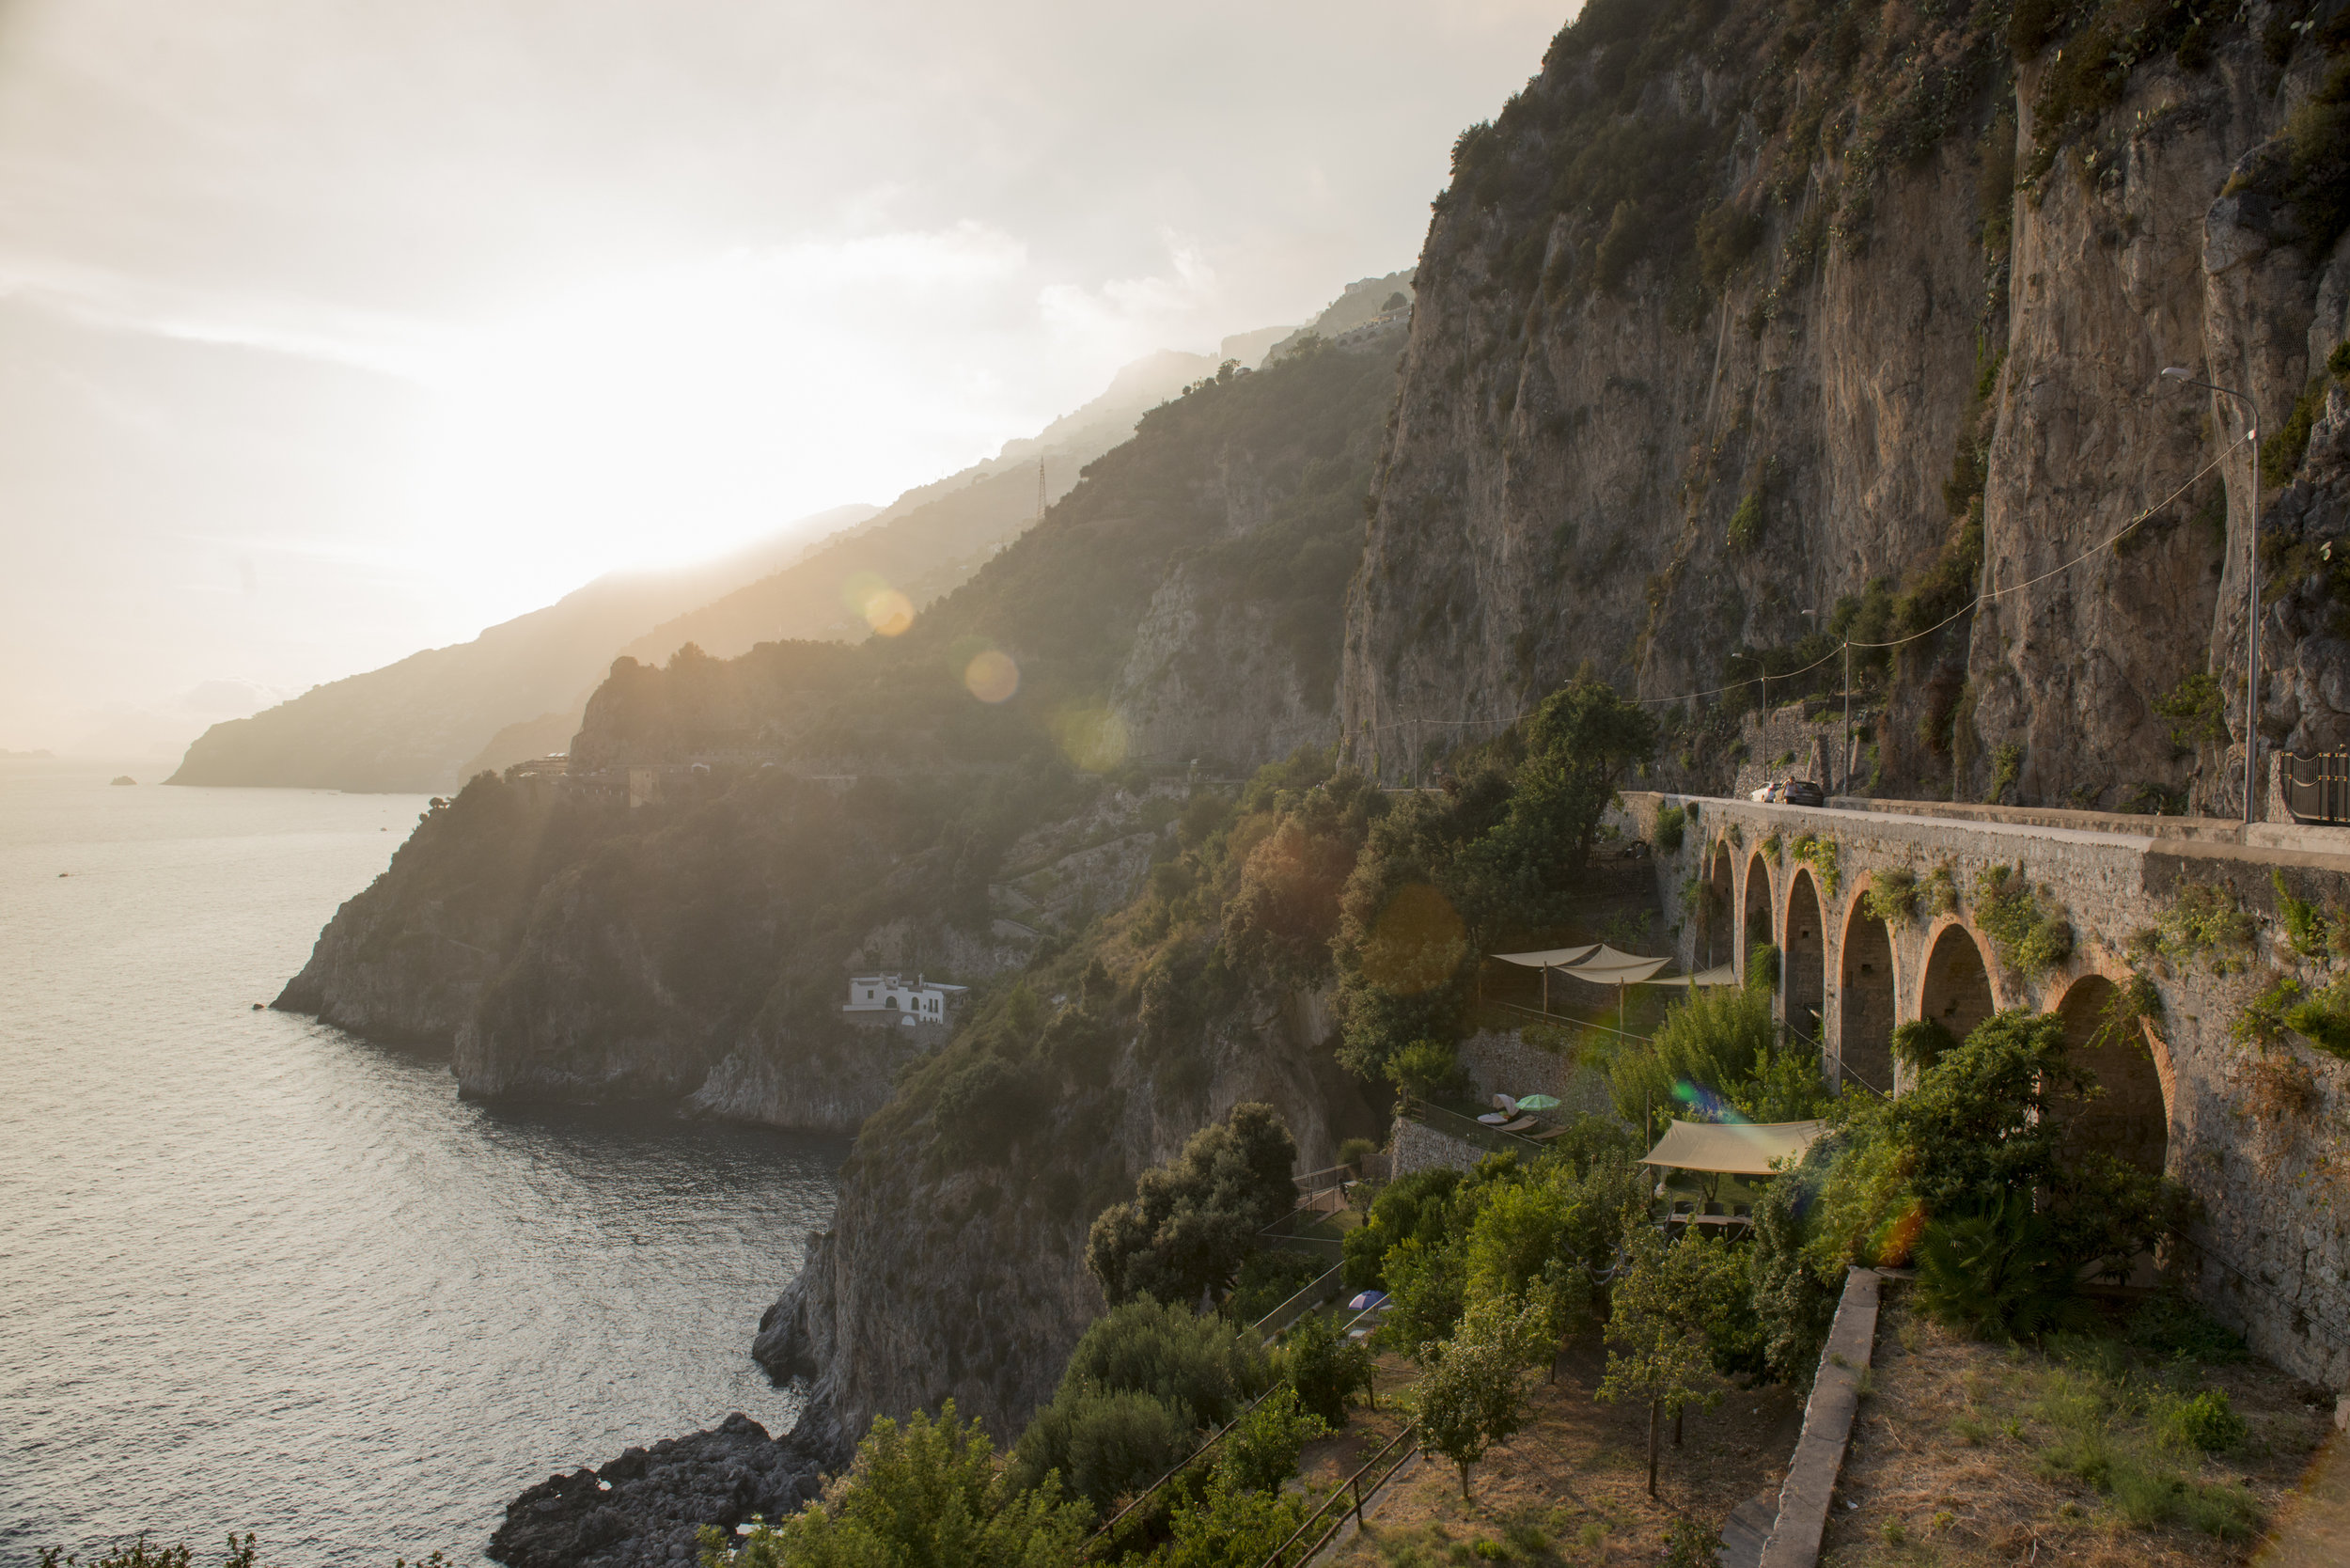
<box><xmin>1340</xmin><ymin>0</ymin><xmax>2350</xmax><ymax>815</ymax></box>
<box><xmin>754</xmin><ymin>979</ymin><xmax>1384</xmax><ymax>1450</ymax></box>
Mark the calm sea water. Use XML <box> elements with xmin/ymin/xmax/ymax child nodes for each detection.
<box><xmin>0</xmin><ymin>762</ymin><xmax>843</xmax><ymax>1566</ymax></box>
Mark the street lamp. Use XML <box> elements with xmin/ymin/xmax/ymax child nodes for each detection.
<box><xmin>2161</xmin><ymin>367</ymin><xmax>2261</xmax><ymax>824</ymax></box>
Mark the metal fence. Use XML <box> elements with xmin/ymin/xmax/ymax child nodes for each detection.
<box><xmin>2282</xmin><ymin>749</ymin><xmax>2350</xmax><ymax>825</ymax></box>
<box><xmin>1409</xmin><ymin>1099</ymin><xmax>1543</xmax><ymax>1157</ymax></box>
<box><xmin>1252</xmin><ymin>1264</ymin><xmax>1347</xmax><ymax>1341</ymax></box>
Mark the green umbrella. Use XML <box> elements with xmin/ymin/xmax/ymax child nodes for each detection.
<box><xmin>1514</xmin><ymin>1093</ymin><xmax>1561</xmax><ymax>1111</ymax></box>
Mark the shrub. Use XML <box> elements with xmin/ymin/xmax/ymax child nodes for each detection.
<box><xmin>1892</xmin><ymin>1017</ymin><xmax>1956</xmax><ymax>1074</ymax></box>
<box><xmin>1388</xmin><ymin>1039</ymin><xmax>1465</xmax><ymax>1101</ymax></box>
<box><xmin>1811</xmin><ymin>1011</ymin><xmax>2191</xmax><ymax>1282</ymax></box>
<box><xmin>1747</xmin><ymin>942</ymin><xmax>1781</xmax><ymax>988</ymax></box>
<box><xmin>1728</xmin><ymin>491</ymin><xmax>1765</xmax><ymax>551</ymax></box>
<box><xmin>1279</xmin><ymin>1310</ymin><xmax>1375</xmax><ymax>1427</ymax></box>
<box><xmin>1747</xmin><ymin>1152</ymin><xmax>1841</xmax><ymax>1385</ymax></box>
<box><xmin>1862</xmin><ymin>868</ymin><xmax>1919</xmax><ymax>923</ymax></box>
<box><xmin>1984</xmin><ymin>742</ymin><xmax>2024</xmax><ymax>804</ymax></box>
<box><xmin>1342</xmin><ymin>1168</ymin><xmax>1462</xmax><ymax>1290</ymax></box>
<box><xmin>1790</xmin><ymin>833</ymin><xmax>1841</xmax><ymax>897</ymax></box>
<box><xmin>1923</xmin><ymin>860</ymin><xmax>1960</xmax><ymax>916</ymax></box>
<box><xmin>1609</xmin><ymin>981</ymin><xmax>1789</xmax><ymax>1127</ymax></box>
<box><xmin>2126</xmin><ymin>1291</ymin><xmax>2247</xmax><ymax>1364</ymax></box>
<box><xmin>1653</xmin><ymin>802</ymin><xmax>1686</xmax><ymax>853</ymax></box>
<box><xmin>1004</xmin><ymin>1387</ymin><xmax>1198</xmax><ymax>1512</ymax></box>
<box><xmin>1051</xmin><ymin>1297</ymin><xmax>1271</xmax><ymax>1425</ymax></box>
<box><xmin>1914</xmin><ymin>1197</ymin><xmax>2091</xmax><ymax>1341</ymax></box>
<box><xmin>2282</xmin><ymin>975</ymin><xmax>2350</xmax><ymax>1060</ymax></box>
<box><xmin>2159</xmin><ymin>1388</ymin><xmax>2248</xmax><ymax>1454</ymax></box>
<box><xmin>2273</xmin><ymin>869</ymin><xmax>2336</xmax><ymax>959</ymax></box>
<box><xmin>2154</xmin><ymin>671</ymin><xmax>2227</xmax><ymax>751</ymax></box>
<box><xmin>731</xmin><ymin>1403</ymin><xmax>1089</xmax><ymax>1566</ymax></box>
<box><xmin>2156</xmin><ymin>881</ymin><xmax>2259</xmax><ymax>970</ymax></box>
<box><xmin>1973</xmin><ymin>863</ymin><xmax>2075</xmax><ymax>975</ymax></box>
<box><xmin>2231</xmin><ymin>972</ymin><xmax>2302</xmax><ymax>1048</ymax></box>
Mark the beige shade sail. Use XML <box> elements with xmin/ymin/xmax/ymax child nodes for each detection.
<box><xmin>1639</xmin><ymin>1119</ymin><xmax>1825</xmax><ymax>1175</ymax></box>
<box><xmin>1559</xmin><ymin>946</ymin><xmax>1670</xmax><ymax>984</ymax></box>
<box><xmin>1640</xmin><ymin>963</ymin><xmax>1740</xmax><ymax>988</ymax></box>
<box><xmin>1489</xmin><ymin>944</ymin><xmax>1602</xmax><ymax>969</ymax></box>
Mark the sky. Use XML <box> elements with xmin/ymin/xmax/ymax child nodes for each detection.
<box><xmin>0</xmin><ymin>0</ymin><xmax>1570</xmax><ymax>758</ymax></box>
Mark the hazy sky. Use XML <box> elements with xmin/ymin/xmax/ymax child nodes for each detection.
<box><xmin>0</xmin><ymin>0</ymin><xmax>1569</xmax><ymax>757</ymax></box>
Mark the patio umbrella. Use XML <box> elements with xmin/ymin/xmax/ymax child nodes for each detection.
<box><xmin>1513</xmin><ymin>1094</ymin><xmax>1561</xmax><ymax>1111</ymax></box>
<box><xmin>1347</xmin><ymin>1291</ymin><xmax>1388</xmax><ymax>1311</ymax></box>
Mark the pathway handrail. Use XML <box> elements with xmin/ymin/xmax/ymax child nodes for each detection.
<box><xmin>1407</xmin><ymin>1100</ymin><xmax>1542</xmax><ymax>1157</ymax></box>
<box><xmin>1080</xmin><ymin>1385</ymin><xmax>1279</xmax><ymax>1556</ymax></box>
<box><xmin>1255</xmin><ymin>1422</ymin><xmax>1421</xmax><ymax>1568</ymax></box>
<box><xmin>1292</xmin><ymin>1163</ymin><xmax>1355</xmax><ymax>1196</ymax></box>
<box><xmin>1253</xmin><ymin>1264</ymin><xmax>1346</xmax><ymax>1342</ymax></box>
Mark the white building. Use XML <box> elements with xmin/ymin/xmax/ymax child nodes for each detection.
<box><xmin>843</xmin><ymin>972</ymin><xmax>968</xmax><ymax>1027</ymax></box>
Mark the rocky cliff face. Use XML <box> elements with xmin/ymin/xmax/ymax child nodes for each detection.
<box><xmin>1341</xmin><ymin>0</ymin><xmax>2350</xmax><ymax>816</ymax></box>
<box><xmin>753</xmin><ymin>980</ymin><xmax>1384</xmax><ymax>1450</ymax></box>
<box><xmin>276</xmin><ymin>768</ymin><xmax>973</xmax><ymax>1131</ymax></box>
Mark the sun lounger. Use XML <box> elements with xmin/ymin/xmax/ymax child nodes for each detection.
<box><xmin>1494</xmin><ymin>1116</ymin><xmax>1539</xmax><ymax>1134</ymax></box>
<box><xmin>1528</xmin><ymin>1126</ymin><xmax>1570</xmax><ymax>1142</ymax></box>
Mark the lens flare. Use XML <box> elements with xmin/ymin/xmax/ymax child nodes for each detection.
<box><xmin>842</xmin><ymin>572</ymin><xmax>915</xmax><ymax>636</ymax></box>
<box><xmin>1050</xmin><ymin>703</ymin><xmax>1129</xmax><ymax>771</ymax></box>
<box><xmin>1872</xmin><ymin>1200</ymin><xmax>1928</xmax><ymax>1267</ymax></box>
<box><xmin>964</xmin><ymin>649</ymin><xmax>1020</xmax><ymax>703</ymax></box>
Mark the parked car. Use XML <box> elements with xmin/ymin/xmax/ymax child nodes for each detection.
<box><xmin>1783</xmin><ymin>778</ymin><xmax>1825</xmax><ymax>807</ymax></box>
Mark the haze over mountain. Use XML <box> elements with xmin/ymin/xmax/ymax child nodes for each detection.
<box><xmin>168</xmin><ymin>327</ymin><xmax>1294</xmax><ymax>792</ymax></box>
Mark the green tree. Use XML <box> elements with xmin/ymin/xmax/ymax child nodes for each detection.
<box><xmin>1471</xmin><ymin>677</ymin><xmax>1658</xmax><ymax>885</ymax></box>
<box><xmin>1608</xmin><ymin>981</ymin><xmax>1778</xmax><ymax>1127</ymax></box>
<box><xmin>710</xmin><ymin>1403</ymin><xmax>1089</xmax><ymax>1568</ymax></box>
<box><xmin>1087</xmin><ymin>1104</ymin><xmax>1299</xmax><ymax>1305</ymax></box>
<box><xmin>1416</xmin><ymin>1295</ymin><xmax>1546</xmax><ymax>1499</ymax></box>
<box><xmin>1280</xmin><ymin>1309</ymin><xmax>1375</xmax><ymax>1427</ymax></box>
<box><xmin>1340</xmin><ymin>1167</ymin><xmax>1462</xmax><ymax>1290</ymax></box>
<box><xmin>1007</xmin><ymin>1298</ymin><xmax>1272</xmax><ymax>1508</ymax></box>
<box><xmin>1141</xmin><ymin>1391</ymin><xmax>1324</xmax><ymax>1567</ymax></box>
<box><xmin>1599</xmin><ymin>1222</ymin><xmax>1738</xmax><ymax>1497</ymax></box>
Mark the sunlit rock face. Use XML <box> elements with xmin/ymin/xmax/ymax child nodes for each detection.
<box><xmin>1341</xmin><ymin>4</ymin><xmax>2350</xmax><ymax>815</ymax></box>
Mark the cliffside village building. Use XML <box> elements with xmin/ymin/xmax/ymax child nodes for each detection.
<box><xmin>843</xmin><ymin>972</ymin><xmax>968</xmax><ymax>1027</ymax></box>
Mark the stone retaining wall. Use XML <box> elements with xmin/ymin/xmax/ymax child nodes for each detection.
<box><xmin>1757</xmin><ymin>1268</ymin><xmax>1884</xmax><ymax>1568</ymax></box>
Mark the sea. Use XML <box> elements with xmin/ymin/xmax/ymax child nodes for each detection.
<box><xmin>0</xmin><ymin>760</ymin><xmax>846</xmax><ymax>1566</ymax></box>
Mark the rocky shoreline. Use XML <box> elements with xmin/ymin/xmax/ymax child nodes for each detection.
<box><xmin>489</xmin><ymin>1412</ymin><xmax>844</xmax><ymax>1568</ymax></box>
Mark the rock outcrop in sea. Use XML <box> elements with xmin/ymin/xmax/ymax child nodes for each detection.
<box><xmin>489</xmin><ymin>1414</ymin><xmax>828</xmax><ymax>1568</ymax></box>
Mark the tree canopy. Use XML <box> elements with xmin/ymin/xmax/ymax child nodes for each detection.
<box><xmin>1085</xmin><ymin>1104</ymin><xmax>1299</xmax><ymax>1306</ymax></box>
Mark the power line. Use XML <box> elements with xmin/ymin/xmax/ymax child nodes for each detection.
<box><xmin>1322</xmin><ymin>435</ymin><xmax>2252</xmax><ymax>764</ymax></box>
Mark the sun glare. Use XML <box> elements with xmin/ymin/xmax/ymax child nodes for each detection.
<box><xmin>413</xmin><ymin>232</ymin><xmax>1045</xmax><ymax>627</ymax></box>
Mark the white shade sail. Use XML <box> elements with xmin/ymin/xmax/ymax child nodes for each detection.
<box><xmin>1640</xmin><ymin>963</ymin><xmax>1740</xmax><ymax>988</ymax></box>
<box><xmin>1489</xmin><ymin>944</ymin><xmax>1601</xmax><ymax>969</ymax></box>
<box><xmin>1639</xmin><ymin>1119</ymin><xmax>1825</xmax><ymax>1175</ymax></box>
<box><xmin>1559</xmin><ymin>946</ymin><xmax>1670</xmax><ymax>984</ymax></box>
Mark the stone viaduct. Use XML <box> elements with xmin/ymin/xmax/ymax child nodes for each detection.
<box><xmin>1608</xmin><ymin>790</ymin><xmax>2350</xmax><ymax>1395</ymax></box>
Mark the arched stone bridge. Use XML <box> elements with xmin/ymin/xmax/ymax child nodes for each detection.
<box><xmin>1611</xmin><ymin>791</ymin><xmax>2350</xmax><ymax>1394</ymax></box>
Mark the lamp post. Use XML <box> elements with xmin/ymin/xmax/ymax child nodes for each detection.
<box><xmin>2160</xmin><ymin>368</ymin><xmax>2261</xmax><ymax>824</ymax></box>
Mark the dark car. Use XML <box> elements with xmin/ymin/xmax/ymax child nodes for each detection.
<box><xmin>1782</xmin><ymin>778</ymin><xmax>1825</xmax><ymax>807</ymax></box>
